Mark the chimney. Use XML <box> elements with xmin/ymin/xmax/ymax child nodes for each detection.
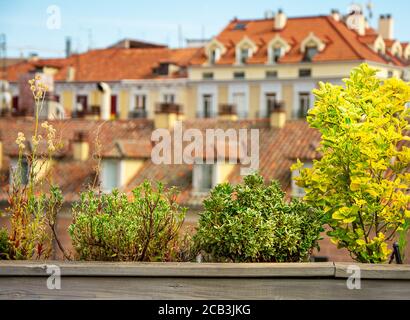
<box><xmin>73</xmin><ymin>131</ymin><xmax>89</xmax><ymax>161</ymax></box>
<box><xmin>154</xmin><ymin>103</ymin><xmax>183</xmax><ymax>129</ymax></box>
<box><xmin>66</xmin><ymin>66</ymin><xmax>75</xmax><ymax>82</ymax></box>
<box><xmin>65</xmin><ymin>37</ymin><xmax>72</xmax><ymax>57</ymax></box>
<box><xmin>274</xmin><ymin>9</ymin><xmax>287</xmax><ymax>30</ymax></box>
<box><xmin>97</xmin><ymin>82</ymin><xmax>111</xmax><ymax>121</ymax></box>
<box><xmin>269</xmin><ymin>102</ymin><xmax>286</xmax><ymax>128</ymax></box>
<box><xmin>218</xmin><ymin>104</ymin><xmax>238</xmax><ymax>121</ymax></box>
<box><xmin>331</xmin><ymin>9</ymin><xmax>341</xmax><ymax>22</ymax></box>
<box><xmin>379</xmin><ymin>14</ymin><xmax>394</xmax><ymax>40</ymax></box>
<box><xmin>346</xmin><ymin>5</ymin><xmax>366</xmax><ymax>36</ymax></box>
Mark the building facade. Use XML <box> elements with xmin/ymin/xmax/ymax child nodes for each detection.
<box><xmin>1</xmin><ymin>9</ymin><xmax>409</xmax><ymax>121</ymax></box>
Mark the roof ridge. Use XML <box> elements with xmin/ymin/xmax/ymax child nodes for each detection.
<box><xmin>324</xmin><ymin>16</ymin><xmax>365</xmax><ymax>60</ymax></box>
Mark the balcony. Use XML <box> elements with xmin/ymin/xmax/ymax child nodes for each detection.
<box><xmin>266</xmin><ymin>100</ymin><xmax>286</xmax><ymax>118</ymax></box>
<box><xmin>129</xmin><ymin>108</ymin><xmax>148</xmax><ymax>119</ymax></box>
<box><xmin>155</xmin><ymin>102</ymin><xmax>183</xmax><ymax>114</ymax></box>
<box><xmin>218</xmin><ymin>103</ymin><xmax>237</xmax><ymax>116</ymax></box>
<box><xmin>72</xmin><ymin>105</ymin><xmax>100</xmax><ymax>119</ymax></box>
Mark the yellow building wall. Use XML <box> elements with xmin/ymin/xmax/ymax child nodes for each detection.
<box><xmin>218</xmin><ymin>85</ymin><xmax>228</xmax><ymax>106</ymax></box>
<box><xmin>61</xmin><ymin>91</ymin><xmax>74</xmax><ymax>114</ymax></box>
<box><xmin>119</xmin><ymin>90</ymin><xmax>130</xmax><ymax>120</ymax></box>
<box><xmin>185</xmin><ymin>86</ymin><xmax>197</xmax><ymax>119</ymax></box>
<box><xmin>217</xmin><ymin>163</ymin><xmax>235</xmax><ymax>184</ymax></box>
<box><xmin>189</xmin><ymin>62</ymin><xmax>365</xmax><ymax>81</ymax></box>
<box><xmin>282</xmin><ymin>84</ymin><xmax>294</xmax><ymax>119</ymax></box>
<box><xmin>89</xmin><ymin>90</ymin><xmax>101</xmax><ymax>106</ymax></box>
<box><xmin>121</xmin><ymin>159</ymin><xmax>143</xmax><ymax>186</ymax></box>
<box><xmin>249</xmin><ymin>85</ymin><xmax>260</xmax><ymax>118</ymax></box>
<box><xmin>148</xmin><ymin>90</ymin><xmax>159</xmax><ymax>118</ymax></box>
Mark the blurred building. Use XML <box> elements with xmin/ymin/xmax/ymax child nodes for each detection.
<box><xmin>0</xmin><ymin>9</ymin><xmax>409</xmax><ymax>121</ymax></box>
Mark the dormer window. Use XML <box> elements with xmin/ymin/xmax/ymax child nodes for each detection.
<box><xmin>303</xmin><ymin>46</ymin><xmax>318</xmax><ymax>62</ymax></box>
<box><xmin>205</xmin><ymin>39</ymin><xmax>226</xmax><ymax>65</ymax></box>
<box><xmin>390</xmin><ymin>41</ymin><xmax>403</xmax><ymax>59</ymax></box>
<box><xmin>272</xmin><ymin>47</ymin><xmax>282</xmax><ymax>63</ymax></box>
<box><xmin>236</xmin><ymin>37</ymin><xmax>257</xmax><ymax>65</ymax></box>
<box><xmin>193</xmin><ymin>163</ymin><xmax>215</xmax><ymax>193</ymax></box>
<box><xmin>300</xmin><ymin>33</ymin><xmax>325</xmax><ymax>62</ymax></box>
<box><xmin>101</xmin><ymin>159</ymin><xmax>120</xmax><ymax>192</ymax></box>
<box><xmin>240</xmin><ymin>48</ymin><xmax>250</xmax><ymax>64</ymax></box>
<box><xmin>210</xmin><ymin>48</ymin><xmax>221</xmax><ymax>64</ymax></box>
<box><xmin>267</xmin><ymin>35</ymin><xmax>290</xmax><ymax>64</ymax></box>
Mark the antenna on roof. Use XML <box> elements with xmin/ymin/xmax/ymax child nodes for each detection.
<box><xmin>366</xmin><ymin>0</ymin><xmax>374</xmax><ymax>23</ymax></box>
<box><xmin>88</xmin><ymin>28</ymin><xmax>93</xmax><ymax>51</ymax></box>
<box><xmin>178</xmin><ymin>24</ymin><xmax>183</xmax><ymax>48</ymax></box>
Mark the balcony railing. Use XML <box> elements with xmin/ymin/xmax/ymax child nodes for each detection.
<box><xmin>129</xmin><ymin>108</ymin><xmax>148</xmax><ymax>119</ymax></box>
<box><xmin>72</xmin><ymin>105</ymin><xmax>100</xmax><ymax>118</ymax></box>
<box><xmin>218</xmin><ymin>103</ymin><xmax>237</xmax><ymax>116</ymax></box>
<box><xmin>155</xmin><ymin>103</ymin><xmax>182</xmax><ymax>114</ymax></box>
<box><xmin>266</xmin><ymin>100</ymin><xmax>286</xmax><ymax>118</ymax></box>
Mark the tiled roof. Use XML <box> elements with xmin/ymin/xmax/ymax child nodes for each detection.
<box><xmin>3</xmin><ymin>46</ymin><xmax>202</xmax><ymax>82</ymax></box>
<box><xmin>190</xmin><ymin>15</ymin><xmax>409</xmax><ymax>66</ymax></box>
<box><xmin>0</xmin><ymin>118</ymin><xmax>320</xmax><ymax>205</ymax></box>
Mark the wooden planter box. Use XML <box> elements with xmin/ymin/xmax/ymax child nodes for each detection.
<box><xmin>0</xmin><ymin>261</ymin><xmax>409</xmax><ymax>300</ymax></box>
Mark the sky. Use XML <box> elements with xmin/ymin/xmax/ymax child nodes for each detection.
<box><xmin>0</xmin><ymin>0</ymin><xmax>409</xmax><ymax>58</ymax></box>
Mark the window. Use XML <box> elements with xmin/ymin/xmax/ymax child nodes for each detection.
<box><xmin>272</xmin><ymin>47</ymin><xmax>283</xmax><ymax>63</ymax></box>
<box><xmin>194</xmin><ymin>164</ymin><xmax>214</xmax><ymax>193</ymax></box>
<box><xmin>233</xmin><ymin>71</ymin><xmax>245</xmax><ymax>79</ymax></box>
<box><xmin>239</xmin><ymin>48</ymin><xmax>249</xmax><ymax>64</ymax></box>
<box><xmin>388</xmin><ymin>71</ymin><xmax>394</xmax><ymax>78</ymax></box>
<box><xmin>299</xmin><ymin>69</ymin><xmax>312</xmax><ymax>78</ymax></box>
<box><xmin>265</xmin><ymin>93</ymin><xmax>277</xmax><ymax>116</ymax></box>
<box><xmin>303</xmin><ymin>46</ymin><xmax>318</xmax><ymax>62</ymax></box>
<box><xmin>135</xmin><ymin>95</ymin><xmax>146</xmax><ymax>110</ymax></box>
<box><xmin>266</xmin><ymin>71</ymin><xmax>278</xmax><ymax>79</ymax></box>
<box><xmin>130</xmin><ymin>94</ymin><xmax>147</xmax><ymax>118</ymax></box>
<box><xmin>210</xmin><ymin>49</ymin><xmax>220</xmax><ymax>64</ymax></box>
<box><xmin>298</xmin><ymin>92</ymin><xmax>311</xmax><ymax>119</ymax></box>
<box><xmin>12</xmin><ymin>96</ymin><xmax>19</xmax><ymax>111</ymax></box>
<box><xmin>202</xmin><ymin>72</ymin><xmax>214</xmax><ymax>80</ymax></box>
<box><xmin>202</xmin><ymin>94</ymin><xmax>213</xmax><ymax>118</ymax></box>
<box><xmin>234</xmin><ymin>23</ymin><xmax>246</xmax><ymax>30</ymax></box>
<box><xmin>101</xmin><ymin>160</ymin><xmax>120</xmax><ymax>192</ymax></box>
<box><xmin>76</xmin><ymin>95</ymin><xmax>88</xmax><ymax>111</ymax></box>
<box><xmin>163</xmin><ymin>93</ymin><xmax>175</xmax><ymax>104</ymax></box>
<box><xmin>232</xmin><ymin>92</ymin><xmax>247</xmax><ymax>118</ymax></box>
<box><xmin>10</xmin><ymin>158</ymin><xmax>29</xmax><ymax>186</ymax></box>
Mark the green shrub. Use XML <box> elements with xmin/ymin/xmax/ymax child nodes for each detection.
<box><xmin>68</xmin><ymin>180</ymin><xmax>187</xmax><ymax>261</ymax></box>
<box><xmin>193</xmin><ymin>173</ymin><xmax>325</xmax><ymax>262</ymax></box>
<box><xmin>0</xmin><ymin>228</ymin><xmax>9</xmax><ymax>260</ymax></box>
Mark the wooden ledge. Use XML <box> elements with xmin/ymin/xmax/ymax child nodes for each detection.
<box><xmin>0</xmin><ymin>261</ymin><xmax>336</xmax><ymax>278</ymax></box>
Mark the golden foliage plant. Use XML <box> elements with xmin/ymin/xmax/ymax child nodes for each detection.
<box><xmin>1</xmin><ymin>76</ymin><xmax>68</xmax><ymax>260</ymax></box>
<box><xmin>291</xmin><ymin>64</ymin><xmax>410</xmax><ymax>263</ymax></box>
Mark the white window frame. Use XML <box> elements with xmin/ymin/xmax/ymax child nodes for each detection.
<box><xmin>259</xmin><ymin>82</ymin><xmax>282</xmax><ymax>118</ymax></box>
<box><xmin>101</xmin><ymin>159</ymin><xmax>121</xmax><ymax>193</ymax></box>
<box><xmin>228</xmin><ymin>84</ymin><xmax>249</xmax><ymax>119</ymax></box>
<box><xmin>197</xmin><ymin>84</ymin><xmax>218</xmax><ymax>118</ymax></box>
